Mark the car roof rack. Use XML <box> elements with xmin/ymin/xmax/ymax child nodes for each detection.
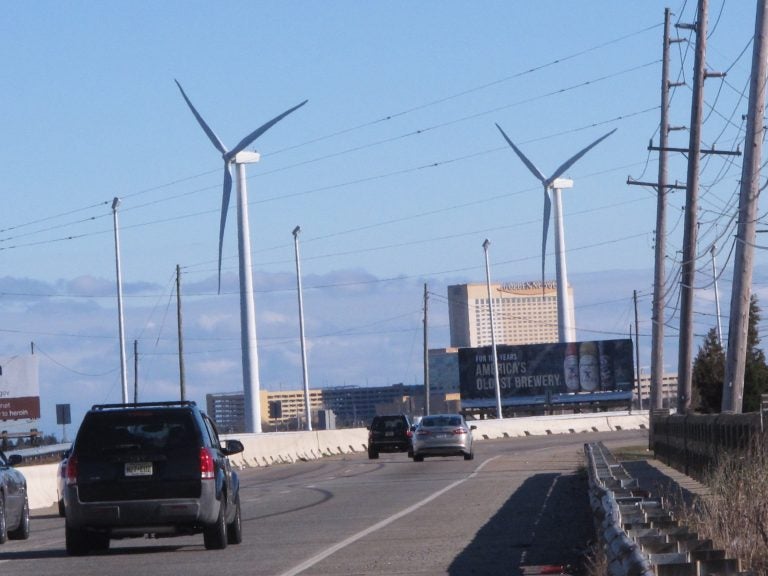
<box><xmin>90</xmin><ymin>400</ymin><xmax>197</xmax><ymax>411</ymax></box>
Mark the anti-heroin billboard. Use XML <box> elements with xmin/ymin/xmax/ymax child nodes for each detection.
<box><xmin>0</xmin><ymin>355</ymin><xmax>41</xmax><ymax>421</ymax></box>
<box><xmin>458</xmin><ymin>339</ymin><xmax>634</xmax><ymax>408</ymax></box>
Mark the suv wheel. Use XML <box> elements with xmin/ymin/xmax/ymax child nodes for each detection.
<box><xmin>8</xmin><ymin>496</ymin><xmax>29</xmax><ymax>540</ymax></box>
<box><xmin>203</xmin><ymin>499</ymin><xmax>228</xmax><ymax>550</ymax></box>
<box><xmin>226</xmin><ymin>495</ymin><xmax>243</xmax><ymax>545</ymax></box>
<box><xmin>65</xmin><ymin>521</ymin><xmax>91</xmax><ymax>556</ymax></box>
<box><xmin>0</xmin><ymin>495</ymin><xmax>7</xmax><ymax>544</ymax></box>
<box><xmin>367</xmin><ymin>448</ymin><xmax>379</xmax><ymax>459</ymax></box>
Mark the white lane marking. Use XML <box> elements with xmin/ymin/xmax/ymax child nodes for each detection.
<box><xmin>278</xmin><ymin>457</ymin><xmax>499</xmax><ymax>576</ymax></box>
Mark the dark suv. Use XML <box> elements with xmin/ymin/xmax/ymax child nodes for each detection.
<box><xmin>63</xmin><ymin>401</ymin><xmax>244</xmax><ymax>555</ymax></box>
<box><xmin>367</xmin><ymin>414</ymin><xmax>413</xmax><ymax>459</ymax></box>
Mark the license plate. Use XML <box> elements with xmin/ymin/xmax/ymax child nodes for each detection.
<box><xmin>385</xmin><ymin>431</ymin><xmax>394</xmax><ymax>437</ymax></box>
<box><xmin>125</xmin><ymin>462</ymin><xmax>152</xmax><ymax>477</ymax></box>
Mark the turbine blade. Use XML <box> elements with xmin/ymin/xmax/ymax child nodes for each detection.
<box><xmin>175</xmin><ymin>79</ymin><xmax>228</xmax><ymax>156</ymax></box>
<box><xmin>217</xmin><ymin>163</ymin><xmax>233</xmax><ymax>294</ymax></box>
<box><xmin>542</xmin><ymin>187</ymin><xmax>552</xmax><ymax>287</ymax></box>
<box><xmin>546</xmin><ymin>128</ymin><xmax>617</xmax><ymax>186</ymax></box>
<box><xmin>227</xmin><ymin>100</ymin><xmax>309</xmax><ymax>159</ymax></box>
<box><xmin>495</xmin><ymin>123</ymin><xmax>546</xmax><ymax>183</ymax></box>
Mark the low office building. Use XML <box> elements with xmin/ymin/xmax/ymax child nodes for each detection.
<box><xmin>206</xmin><ymin>382</ymin><xmax>425</xmax><ymax>432</ymax></box>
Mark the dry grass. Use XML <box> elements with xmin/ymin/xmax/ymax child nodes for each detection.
<box><xmin>583</xmin><ymin>542</ymin><xmax>608</xmax><ymax>576</ymax></box>
<box><xmin>672</xmin><ymin>439</ymin><xmax>768</xmax><ymax>573</ymax></box>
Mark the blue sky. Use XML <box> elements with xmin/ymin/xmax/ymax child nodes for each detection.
<box><xmin>0</xmin><ymin>1</ymin><xmax>764</xmax><ymax>435</ymax></box>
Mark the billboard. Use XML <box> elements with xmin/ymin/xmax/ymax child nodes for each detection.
<box><xmin>0</xmin><ymin>355</ymin><xmax>41</xmax><ymax>421</ymax></box>
<box><xmin>458</xmin><ymin>339</ymin><xmax>634</xmax><ymax>409</ymax></box>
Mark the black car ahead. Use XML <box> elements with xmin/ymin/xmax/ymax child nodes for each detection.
<box><xmin>367</xmin><ymin>414</ymin><xmax>413</xmax><ymax>459</ymax></box>
<box><xmin>63</xmin><ymin>400</ymin><xmax>244</xmax><ymax>555</ymax></box>
<box><xmin>0</xmin><ymin>450</ymin><xmax>30</xmax><ymax>544</ymax></box>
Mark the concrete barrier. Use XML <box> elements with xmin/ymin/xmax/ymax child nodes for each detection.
<box><xmin>23</xmin><ymin>462</ymin><xmax>60</xmax><ymax>511</ymax></box>
<box><xmin>24</xmin><ymin>411</ymin><xmax>648</xmax><ymax>510</ymax></box>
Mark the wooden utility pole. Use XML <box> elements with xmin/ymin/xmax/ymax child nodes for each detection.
<box><xmin>423</xmin><ymin>283</ymin><xmax>430</xmax><ymax>416</ymax></box>
<box><xmin>176</xmin><ymin>264</ymin><xmax>186</xmax><ymax>402</ymax></box>
<box><xmin>723</xmin><ymin>0</ymin><xmax>768</xmax><ymax>413</ymax></box>
<box><xmin>628</xmin><ymin>9</ymin><xmax>685</xmax><ymax>412</ymax></box>
<box><xmin>676</xmin><ymin>0</ymin><xmax>709</xmax><ymax>414</ymax></box>
<box><xmin>651</xmin><ymin>10</ymin><xmax>672</xmax><ymax>413</ymax></box>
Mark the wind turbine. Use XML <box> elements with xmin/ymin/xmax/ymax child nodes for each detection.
<box><xmin>176</xmin><ymin>80</ymin><xmax>307</xmax><ymax>433</ymax></box>
<box><xmin>495</xmin><ymin>123</ymin><xmax>615</xmax><ymax>343</ymax></box>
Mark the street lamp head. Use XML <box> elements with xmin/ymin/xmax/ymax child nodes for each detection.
<box><xmin>112</xmin><ymin>197</ymin><xmax>121</xmax><ymax>211</ymax></box>
<box><xmin>293</xmin><ymin>225</ymin><xmax>301</xmax><ymax>237</ymax></box>
<box><xmin>482</xmin><ymin>238</ymin><xmax>490</xmax><ymax>250</ymax></box>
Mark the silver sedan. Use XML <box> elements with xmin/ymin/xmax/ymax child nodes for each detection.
<box><xmin>411</xmin><ymin>414</ymin><xmax>476</xmax><ymax>462</ymax></box>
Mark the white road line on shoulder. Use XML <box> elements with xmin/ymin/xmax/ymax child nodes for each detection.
<box><xmin>278</xmin><ymin>456</ymin><xmax>499</xmax><ymax>576</ymax></box>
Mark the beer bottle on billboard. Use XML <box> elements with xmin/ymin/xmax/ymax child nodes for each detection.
<box><xmin>579</xmin><ymin>341</ymin><xmax>599</xmax><ymax>391</ymax></box>
<box><xmin>598</xmin><ymin>340</ymin><xmax>614</xmax><ymax>391</ymax></box>
<box><xmin>564</xmin><ymin>342</ymin><xmax>580</xmax><ymax>392</ymax></box>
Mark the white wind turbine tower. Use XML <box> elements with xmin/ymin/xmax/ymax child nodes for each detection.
<box><xmin>176</xmin><ymin>80</ymin><xmax>307</xmax><ymax>433</ymax></box>
<box><xmin>495</xmin><ymin>124</ymin><xmax>615</xmax><ymax>343</ymax></box>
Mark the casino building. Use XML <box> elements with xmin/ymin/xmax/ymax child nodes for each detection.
<box><xmin>447</xmin><ymin>281</ymin><xmax>570</xmax><ymax>347</ymax></box>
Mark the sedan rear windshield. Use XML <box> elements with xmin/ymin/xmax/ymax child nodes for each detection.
<box><xmin>421</xmin><ymin>416</ymin><xmax>462</xmax><ymax>428</ymax></box>
<box><xmin>76</xmin><ymin>412</ymin><xmax>198</xmax><ymax>456</ymax></box>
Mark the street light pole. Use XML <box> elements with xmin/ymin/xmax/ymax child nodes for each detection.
<box><xmin>293</xmin><ymin>226</ymin><xmax>312</xmax><ymax>431</ymax></box>
<box><xmin>112</xmin><ymin>197</ymin><xmax>128</xmax><ymax>404</ymax></box>
<box><xmin>482</xmin><ymin>239</ymin><xmax>504</xmax><ymax>420</ymax></box>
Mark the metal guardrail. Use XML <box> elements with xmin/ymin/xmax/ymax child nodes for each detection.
<box><xmin>584</xmin><ymin>442</ymin><xmax>749</xmax><ymax>576</ymax></box>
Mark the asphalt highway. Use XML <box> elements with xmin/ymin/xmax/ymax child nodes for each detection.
<box><xmin>1</xmin><ymin>429</ymin><xmax>647</xmax><ymax>576</ymax></box>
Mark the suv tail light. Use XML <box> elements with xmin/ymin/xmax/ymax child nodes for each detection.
<box><xmin>65</xmin><ymin>455</ymin><xmax>78</xmax><ymax>485</ymax></box>
<box><xmin>200</xmin><ymin>447</ymin><xmax>215</xmax><ymax>480</ymax></box>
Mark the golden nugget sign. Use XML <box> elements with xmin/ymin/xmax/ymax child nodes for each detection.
<box><xmin>0</xmin><ymin>356</ymin><xmax>40</xmax><ymax>420</ymax></box>
<box><xmin>499</xmin><ymin>280</ymin><xmax>557</xmax><ymax>293</ymax></box>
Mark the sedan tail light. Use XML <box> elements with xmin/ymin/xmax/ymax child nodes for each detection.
<box><xmin>452</xmin><ymin>428</ymin><xmax>467</xmax><ymax>435</ymax></box>
<box><xmin>416</xmin><ymin>429</ymin><xmax>430</xmax><ymax>436</ymax></box>
<box><xmin>200</xmin><ymin>447</ymin><xmax>215</xmax><ymax>480</ymax></box>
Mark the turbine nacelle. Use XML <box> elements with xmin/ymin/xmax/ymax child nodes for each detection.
<box><xmin>233</xmin><ymin>151</ymin><xmax>261</xmax><ymax>164</ymax></box>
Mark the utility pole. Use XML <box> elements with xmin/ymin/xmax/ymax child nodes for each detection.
<box><xmin>176</xmin><ymin>264</ymin><xmax>186</xmax><ymax>402</ymax></box>
<box><xmin>292</xmin><ymin>226</ymin><xmax>312</xmax><ymax>431</ymax></box>
<box><xmin>423</xmin><ymin>283</ymin><xmax>430</xmax><ymax>416</ymax></box>
<box><xmin>112</xmin><ymin>197</ymin><xmax>129</xmax><ymax>404</ymax></box>
<box><xmin>723</xmin><ymin>0</ymin><xmax>768</xmax><ymax>413</ymax></box>
<box><xmin>482</xmin><ymin>239</ymin><xmax>503</xmax><ymax>420</ymax></box>
<box><xmin>133</xmin><ymin>340</ymin><xmax>138</xmax><ymax>404</ymax></box>
<box><xmin>634</xmin><ymin>290</ymin><xmax>642</xmax><ymax>411</ymax></box>
<box><xmin>677</xmin><ymin>0</ymin><xmax>709</xmax><ymax>414</ymax></box>
<box><xmin>627</xmin><ymin>8</ymin><xmax>685</xmax><ymax>412</ymax></box>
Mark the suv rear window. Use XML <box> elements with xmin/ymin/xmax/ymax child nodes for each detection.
<box><xmin>371</xmin><ymin>416</ymin><xmax>407</xmax><ymax>431</ymax></box>
<box><xmin>76</xmin><ymin>411</ymin><xmax>197</xmax><ymax>456</ymax></box>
